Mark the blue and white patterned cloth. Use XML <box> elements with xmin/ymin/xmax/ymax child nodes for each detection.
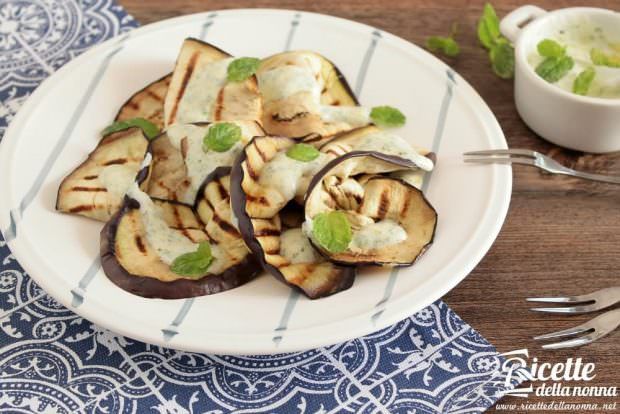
<box><xmin>0</xmin><ymin>1</ymin><xmax>523</xmax><ymax>413</ymax></box>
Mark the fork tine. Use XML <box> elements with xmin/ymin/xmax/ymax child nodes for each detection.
<box><xmin>464</xmin><ymin>157</ymin><xmax>537</xmax><ymax>166</ymax></box>
<box><xmin>530</xmin><ymin>303</ymin><xmax>602</xmax><ymax>314</ymax></box>
<box><xmin>533</xmin><ymin>324</ymin><xmax>592</xmax><ymax>340</ymax></box>
<box><xmin>463</xmin><ymin>149</ymin><xmax>537</xmax><ymax>157</ymax></box>
<box><xmin>541</xmin><ymin>332</ymin><xmax>604</xmax><ymax>350</ymax></box>
<box><xmin>526</xmin><ymin>295</ymin><xmax>593</xmax><ymax>304</ymax></box>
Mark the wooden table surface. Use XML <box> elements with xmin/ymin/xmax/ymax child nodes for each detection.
<box><xmin>122</xmin><ymin>1</ymin><xmax>620</xmax><ymax>411</ymax></box>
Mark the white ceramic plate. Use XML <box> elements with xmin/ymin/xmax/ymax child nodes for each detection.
<box><xmin>0</xmin><ymin>9</ymin><xmax>511</xmax><ymax>355</ymax></box>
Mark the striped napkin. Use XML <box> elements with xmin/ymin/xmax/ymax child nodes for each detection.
<box><xmin>0</xmin><ymin>1</ymin><xmax>523</xmax><ymax>412</ymax></box>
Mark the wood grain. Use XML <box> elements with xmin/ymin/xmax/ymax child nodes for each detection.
<box><xmin>121</xmin><ymin>1</ymin><xmax>620</xmax><ymax>411</ymax></box>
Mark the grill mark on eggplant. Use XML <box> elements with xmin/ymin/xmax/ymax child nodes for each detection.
<box><xmin>135</xmin><ymin>235</ymin><xmax>147</xmax><ymax>253</ymax></box>
<box><xmin>71</xmin><ymin>186</ymin><xmax>107</xmax><ymax>192</ymax></box>
<box><xmin>126</xmin><ymin>101</ymin><xmax>140</xmax><ymax>110</ymax></box>
<box><xmin>171</xmin><ymin>205</ymin><xmax>193</xmax><ymax>240</ymax></box>
<box><xmin>213</xmin><ymin>88</ymin><xmax>225</xmax><ymax>121</ymax></box>
<box><xmin>68</xmin><ymin>205</ymin><xmax>95</xmax><ymax>213</ymax></box>
<box><xmin>245</xmin><ymin>193</ymin><xmax>269</xmax><ymax>206</ymax></box>
<box><xmin>254</xmin><ymin>140</ymin><xmax>268</xmax><ymax>162</ymax></box>
<box><xmin>272</xmin><ymin>112</ymin><xmax>308</xmax><ymax>122</ymax></box>
<box><xmin>377</xmin><ymin>188</ymin><xmax>390</xmax><ymax>219</ymax></box>
<box><xmin>103</xmin><ymin>158</ymin><xmax>128</xmax><ymax>166</ymax></box>
<box><xmin>254</xmin><ymin>228</ymin><xmax>281</xmax><ymax>237</ymax></box>
<box><xmin>168</xmin><ymin>51</ymin><xmax>199</xmax><ymax>125</ymax></box>
<box><xmin>145</xmin><ymin>90</ymin><xmax>164</xmax><ymax>102</ymax></box>
<box><xmin>400</xmin><ymin>193</ymin><xmax>412</xmax><ymax>218</ymax></box>
<box><xmin>212</xmin><ymin>213</ymin><xmax>239</xmax><ymax>236</ymax></box>
<box><xmin>245</xmin><ymin>161</ymin><xmax>259</xmax><ymax>180</ymax></box>
<box><xmin>264</xmin><ymin>248</ymin><xmax>280</xmax><ymax>255</ymax></box>
<box><xmin>83</xmin><ymin>175</ymin><xmax>98</xmax><ymax>180</ymax></box>
<box><xmin>302</xmin><ymin>133</ymin><xmax>323</xmax><ymax>143</ymax></box>
<box><xmin>215</xmin><ymin>179</ymin><xmax>229</xmax><ymax>201</ymax></box>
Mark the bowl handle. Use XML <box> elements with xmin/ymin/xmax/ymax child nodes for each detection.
<box><xmin>500</xmin><ymin>5</ymin><xmax>547</xmax><ymax>43</ymax></box>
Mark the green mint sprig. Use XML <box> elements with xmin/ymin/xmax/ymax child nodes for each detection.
<box><xmin>370</xmin><ymin>106</ymin><xmax>406</xmax><ymax>128</ymax></box>
<box><xmin>573</xmin><ymin>67</ymin><xmax>596</xmax><ymax>96</ymax></box>
<box><xmin>426</xmin><ymin>23</ymin><xmax>460</xmax><ymax>58</ymax></box>
<box><xmin>102</xmin><ymin>118</ymin><xmax>160</xmax><ymax>140</ymax></box>
<box><xmin>286</xmin><ymin>143</ymin><xmax>320</xmax><ymax>162</ymax></box>
<box><xmin>477</xmin><ymin>3</ymin><xmax>515</xmax><ymax>79</ymax></box>
<box><xmin>227</xmin><ymin>57</ymin><xmax>261</xmax><ymax>82</ymax></box>
<box><xmin>170</xmin><ymin>242</ymin><xmax>213</xmax><ymax>277</ymax></box>
<box><xmin>203</xmin><ymin>122</ymin><xmax>242</xmax><ymax>153</ymax></box>
<box><xmin>312</xmin><ymin>211</ymin><xmax>352</xmax><ymax>254</ymax></box>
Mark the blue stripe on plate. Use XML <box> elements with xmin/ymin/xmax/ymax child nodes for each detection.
<box><xmin>71</xmin><ymin>257</ymin><xmax>102</xmax><ymax>308</ymax></box>
<box><xmin>354</xmin><ymin>30</ymin><xmax>381</xmax><ymax>97</ymax></box>
<box><xmin>372</xmin><ymin>68</ymin><xmax>456</xmax><ymax>324</ymax></box>
<box><xmin>3</xmin><ymin>34</ymin><xmax>130</xmax><ymax>243</ymax></box>
<box><xmin>272</xmin><ymin>27</ymin><xmax>383</xmax><ymax>345</ymax></box>
<box><xmin>284</xmin><ymin>13</ymin><xmax>302</xmax><ymax>52</ymax></box>
<box><xmin>160</xmin><ymin>13</ymin><xmax>219</xmax><ymax>342</ymax></box>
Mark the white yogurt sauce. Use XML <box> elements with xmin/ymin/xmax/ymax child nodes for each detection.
<box><xmin>127</xmin><ymin>183</ymin><xmax>227</xmax><ymax>273</ymax></box>
<box><xmin>258</xmin><ymin>56</ymin><xmax>372</xmax><ymax>126</ymax></box>
<box><xmin>167</xmin><ymin>123</ymin><xmax>244</xmax><ymax>204</ymax></box>
<box><xmin>99</xmin><ymin>164</ymin><xmax>137</xmax><ymax>197</ymax></box>
<box><xmin>280</xmin><ymin>228</ymin><xmax>321</xmax><ymax>264</ymax></box>
<box><xmin>319</xmin><ymin>105</ymin><xmax>370</xmax><ymax>127</ymax></box>
<box><xmin>527</xmin><ymin>22</ymin><xmax>620</xmax><ymax>98</ymax></box>
<box><xmin>350</xmin><ymin>219</ymin><xmax>407</xmax><ymax>250</ymax></box>
<box><xmin>259</xmin><ymin>65</ymin><xmax>322</xmax><ymax>103</ymax></box>
<box><xmin>259</xmin><ymin>151</ymin><xmax>331</xmax><ymax>201</ymax></box>
<box><xmin>354</xmin><ymin>131</ymin><xmax>434</xmax><ymax>171</ymax></box>
<box><xmin>175</xmin><ymin>57</ymin><xmax>234</xmax><ymax>124</ymax></box>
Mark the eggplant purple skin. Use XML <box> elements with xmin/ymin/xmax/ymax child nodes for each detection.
<box><xmin>326</xmin><ymin>57</ymin><xmax>359</xmax><ymax>106</ymax></box>
<box><xmin>193</xmin><ymin>166</ymin><xmax>232</xmax><ymax>210</ymax></box>
<box><xmin>100</xmin><ymin>197</ymin><xmax>261</xmax><ymax>300</ymax></box>
<box><xmin>230</xmin><ymin>138</ymin><xmax>356</xmax><ymax>299</ymax></box>
<box><xmin>304</xmin><ymin>150</ymin><xmax>439</xmax><ymax>267</ymax></box>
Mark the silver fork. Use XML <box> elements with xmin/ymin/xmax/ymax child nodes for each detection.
<box><xmin>464</xmin><ymin>149</ymin><xmax>620</xmax><ymax>185</ymax></box>
<box><xmin>527</xmin><ymin>287</ymin><xmax>620</xmax><ymax>349</ymax></box>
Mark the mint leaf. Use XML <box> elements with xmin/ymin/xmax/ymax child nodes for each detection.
<box><xmin>426</xmin><ymin>36</ymin><xmax>460</xmax><ymax>57</ymax></box>
<box><xmin>312</xmin><ymin>211</ymin><xmax>352</xmax><ymax>253</ymax></box>
<box><xmin>590</xmin><ymin>48</ymin><xmax>620</xmax><ymax>68</ymax></box>
<box><xmin>102</xmin><ymin>118</ymin><xmax>159</xmax><ymax>139</ymax></box>
<box><xmin>203</xmin><ymin>122</ymin><xmax>242</xmax><ymax>152</ymax></box>
<box><xmin>227</xmin><ymin>57</ymin><xmax>261</xmax><ymax>82</ymax></box>
<box><xmin>286</xmin><ymin>143</ymin><xmax>320</xmax><ymax>162</ymax></box>
<box><xmin>170</xmin><ymin>242</ymin><xmax>213</xmax><ymax>277</ymax></box>
<box><xmin>537</xmin><ymin>39</ymin><xmax>565</xmax><ymax>58</ymax></box>
<box><xmin>370</xmin><ymin>106</ymin><xmax>406</xmax><ymax>128</ymax></box>
<box><xmin>489</xmin><ymin>39</ymin><xmax>515</xmax><ymax>79</ymax></box>
<box><xmin>535</xmin><ymin>56</ymin><xmax>574</xmax><ymax>83</ymax></box>
<box><xmin>477</xmin><ymin>3</ymin><xmax>501</xmax><ymax>49</ymax></box>
<box><xmin>573</xmin><ymin>67</ymin><xmax>596</xmax><ymax>95</ymax></box>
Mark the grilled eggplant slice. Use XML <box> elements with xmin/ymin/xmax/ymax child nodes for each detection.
<box><xmin>101</xmin><ymin>181</ymin><xmax>259</xmax><ymax>299</ymax></box>
<box><xmin>231</xmin><ymin>135</ymin><xmax>335</xmax><ymax>219</ymax></box>
<box><xmin>231</xmin><ymin>198</ymin><xmax>355</xmax><ymax>299</ymax></box>
<box><xmin>147</xmin><ymin>121</ymin><xmax>264</xmax><ymax>204</ymax></box>
<box><xmin>304</xmin><ymin>152</ymin><xmax>437</xmax><ymax>266</ymax></box>
<box><xmin>320</xmin><ymin>125</ymin><xmax>434</xmax><ymax>172</ymax></box>
<box><xmin>257</xmin><ymin>51</ymin><xmax>366</xmax><ymax>139</ymax></box>
<box><xmin>56</xmin><ymin>127</ymin><xmax>151</xmax><ymax>221</ymax></box>
<box><xmin>164</xmin><ymin>38</ymin><xmax>261</xmax><ymax>127</ymax></box>
<box><xmin>115</xmin><ymin>74</ymin><xmax>171</xmax><ymax>130</ymax></box>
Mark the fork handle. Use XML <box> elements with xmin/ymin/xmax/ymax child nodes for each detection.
<box><xmin>559</xmin><ymin>170</ymin><xmax>620</xmax><ymax>185</ymax></box>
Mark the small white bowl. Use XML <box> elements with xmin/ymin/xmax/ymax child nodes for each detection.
<box><xmin>501</xmin><ymin>5</ymin><xmax>620</xmax><ymax>153</ymax></box>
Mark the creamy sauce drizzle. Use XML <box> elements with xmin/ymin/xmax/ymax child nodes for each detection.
<box><xmin>167</xmin><ymin>123</ymin><xmax>247</xmax><ymax>204</ymax></box>
<box><xmin>259</xmin><ymin>151</ymin><xmax>331</xmax><ymax>201</ymax></box>
<box><xmin>258</xmin><ymin>55</ymin><xmax>371</xmax><ymax>126</ymax></box>
<box><xmin>280</xmin><ymin>228</ymin><xmax>321</xmax><ymax>264</ymax></box>
<box><xmin>354</xmin><ymin>131</ymin><xmax>434</xmax><ymax>171</ymax></box>
<box><xmin>99</xmin><ymin>164</ymin><xmax>137</xmax><ymax>197</ymax></box>
<box><xmin>175</xmin><ymin>57</ymin><xmax>234</xmax><ymax>124</ymax></box>
<box><xmin>350</xmin><ymin>219</ymin><xmax>407</xmax><ymax>250</ymax></box>
<box><xmin>127</xmin><ymin>183</ymin><xmax>226</xmax><ymax>273</ymax></box>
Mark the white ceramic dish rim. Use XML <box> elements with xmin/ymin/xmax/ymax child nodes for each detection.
<box><xmin>512</xmin><ymin>6</ymin><xmax>620</xmax><ymax>107</ymax></box>
<box><xmin>0</xmin><ymin>9</ymin><xmax>512</xmax><ymax>354</ymax></box>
